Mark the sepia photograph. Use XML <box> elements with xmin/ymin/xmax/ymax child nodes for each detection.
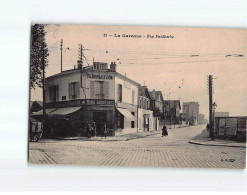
<box><xmin>28</xmin><ymin>24</ymin><xmax>246</xmax><ymax>169</ymax></box>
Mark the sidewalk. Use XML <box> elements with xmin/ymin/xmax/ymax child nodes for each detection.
<box><xmin>189</xmin><ymin>129</ymin><xmax>246</xmax><ymax>148</ymax></box>
<box><xmin>57</xmin><ymin>130</ymin><xmax>162</xmax><ymax>142</ymax></box>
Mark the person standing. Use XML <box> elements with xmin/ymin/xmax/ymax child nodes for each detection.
<box><xmin>103</xmin><ymin>123</ymin><xmax>107</xmax><ymax>139</ymax></box>
<box><xmin>162</xmin><ymin>125</ymin><xmax>168</xmax><ymax>137</ymax></box>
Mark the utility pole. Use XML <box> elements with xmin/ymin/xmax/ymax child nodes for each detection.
<box><xmin>60</xmin><ymin>39</ymin><xmax>63</xmax><ymax>72</ymax></box>
<box><xmin>208</xmin><ymin>75</ymin><xmax>213</xmax><ymax>140</ymax></box>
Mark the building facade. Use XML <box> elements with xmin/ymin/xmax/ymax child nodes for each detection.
<box><xmin>149</xmin><ymin>90</ymin><xmax>164</xmax><ymax>130</ymax></box>
<box><xmin>32</xmin><ymin>62</ymin><xmax>139</xmax><ymax>137</ymax></box>
<box><xmin>137</xmin><ymin>86</ymin><xmax>154</xmax><ymax>132</ymax></box>
<box><xmin>182</xmin><ymin>101</ymin><xmax>200</xmax><ymax>125</ymax></box>
<box><xmin>163</xmin><ymin>100</ymin><xmax>181</xmax><ymax>125</ymax></box>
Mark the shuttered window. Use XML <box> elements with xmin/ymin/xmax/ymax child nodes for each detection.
<box><xmin>68</xmin><ymin>82</ymin><xmax>80</xmax><ymax>100</ymax></box>
<box><xmin>90</xmin><ymin>81</ymin><xmax>95</xmax><ymax>98</ymax></box>
<box><xmin>91</xmin><ymin>81</ymin><xmax>109</xmax><ymax>99</ymax></box>
<box><xmin>95</xmin><ymin>81</ymin><xmax>104</xmax><ymax>98</ymax></box>
<box><xmin>103</xmin><ymin>81</ymin><xmax>109</xmax><ymax>99</ymax></box>
<box><xmin>49</xmin><ymin>85</ymin><xmax>59</xmax><ymax>102</ymax></box>
<box><xmin>117</xmin><ymin>84</ymin><xmax>122</xmax><ymax>102</ymax></box>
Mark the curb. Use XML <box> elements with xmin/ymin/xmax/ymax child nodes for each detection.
<box><xmin>189</xmin><ymin>140</ymin><xmax>246</xmax><ymax>148</ymax></box>
<box><xmin>56</xmin><ymin>131</ymin><xmax>161</xmax><ymax>142</ymax></box>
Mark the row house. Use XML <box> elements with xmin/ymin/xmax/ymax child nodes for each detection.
<box><xmin>138</xmin><ymin>86</ymin><xmax>154</xmax><ymax>132</ymax></box>
<box><xmin>149</xmin><ymin>90</ymin><xmax>164</xmax><ymax>130</ymax></box>
<box><xmin>32</xmin><ymin>61</ymin><xmax>139</xmax><ymax>137</ymax></box>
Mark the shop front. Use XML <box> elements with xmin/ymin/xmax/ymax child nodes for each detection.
<box><xmin>32</xmin><ymin>99</ymin><xmax>116</xmax><ymax>138</ymax></box>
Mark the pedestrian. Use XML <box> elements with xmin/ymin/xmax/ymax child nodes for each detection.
<box><xmin>86</xmin><ymin>122</ymin><xmax>91</xmax><ymax>138</ymax></box>
<box><xmin>103</xmin><ymin>123</ymin><xmax>108</xmax><ymax>139</ymax></box>
<box><xmin>206</xmin><ymin>123</ymin><xmax>210</xmax><ymax>132</ymax></box>
<box><xmin>162</xmin><ymin>125</ymin><xmax>168</xmax><ymax>137</ymax></box>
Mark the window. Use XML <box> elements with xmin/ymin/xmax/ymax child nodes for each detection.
<box><xmin>90</xmin><ymin>81</ymin><xmax>109</xmax><ymax>99</ymax></box>
<box><xmin>49</xmin><ymin>85</ymin><xmax>59</xmax><ymax>102</ymax></box>
<box><xmin>131</xmin><ymin>121</ymin><xmax>135</xmax><ymax>128</ymax></box>
<box><xmin>139</xmin><ymin>99</ymin><xmax>141</xmax><ymax>108</ymax></box>
<box><xmin>68</xmin><ymin>82</ymin><xmax>79</xmax><ymax>100</ymax></box>
<box><xmin>117</xmin><ymin>84</ymin><xmax>122</xmax><ymax>102</ymax></box>
<box><xmin>95</xmin><ymin>81</ymin><xmax>104</xmax><ymax>98</ymax></box>
<box><xmin>62</xmin><ymin>96</ymin><xmax>66</xmax><ymax>100</ymax></box>
<box><xmin>131</xmin><ymin>112</ymin><xmax>135</xmax><ymax>116</ymax></box>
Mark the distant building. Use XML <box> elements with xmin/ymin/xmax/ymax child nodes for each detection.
<box><xmin>149</xmin><ymin>90</ymin><xmax>164</xmax><ymax>130</ymax></box>
<box><xmin>138</xmin><ymin>86</ymin><xmax>154</xmax><ymax>132</ymax></box>
<box><xmin>163</xmin><ymin>100</ymin><xmax>181</xmax><ymax>124</ymax></box>
<box><xmin>198</xmin><ymin>113</ymin><xmax>207</xmax><ymax>125</ymax></box>
<box><xmin>214</xmin><ymin>112</ymin><xmax>229</xmax><ymax>117</ymax></box>
<box><xmin>182</xmin><ymin>101</ymin><xmax>200</xmax><ymax>125</ymax></box>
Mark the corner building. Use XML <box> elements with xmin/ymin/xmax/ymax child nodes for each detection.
<box><xmin>34</xmin><ymin>62</ymin><xmax>138</xmax><ymax>137</ymax></box>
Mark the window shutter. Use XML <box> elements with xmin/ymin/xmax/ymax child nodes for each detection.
<box><xmin>90</xmin><ymin>81</ymin><xmax>95</xmax><ymax>98</ymax></box>
<box><xmin>56</xmin><ymin>85</ymin><xmax>59</xmax><ymax>101</ymax></box>
<box><xmin>68</xmin><ymin>83</ymin><xmax>71</xmax><ymax>99</ymax></box>
<box><xmin>75</xmin><ymin>82</ymin><xmax>80</xmax><ymax>99</ymax></box>
<box><xmin>103</xmin><ymin>81</ymin><xmax>109</xmax><ymax>99</ymax></box>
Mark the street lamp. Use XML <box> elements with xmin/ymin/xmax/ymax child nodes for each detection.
<box><xmin>211</xmin><ymin>102</ymin><xmax>217</xmax><ymax>140</ymax></box>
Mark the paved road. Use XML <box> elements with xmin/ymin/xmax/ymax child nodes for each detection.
<box><xmin>29</xmin><ymin>125</ymin><xmax>246</xmax><ymax>169</ymax></box>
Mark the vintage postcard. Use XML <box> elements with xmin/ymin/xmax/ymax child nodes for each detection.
<box><xmin>29</xmin><ymin>24</ymin><xmax>246</xmax><ymax>169</ymax></box>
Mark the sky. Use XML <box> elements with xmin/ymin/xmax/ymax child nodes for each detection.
<box><xmin>31</xmin><ymin>24</ymin><xmax>247</xmax><ymax>119</ymax></box>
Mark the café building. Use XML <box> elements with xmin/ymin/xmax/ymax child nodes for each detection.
<box><xmin>32</xmin><ymin>62</ymin><xmax>139</xmax><ymax>137</ymax></box>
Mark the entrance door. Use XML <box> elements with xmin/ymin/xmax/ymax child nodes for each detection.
<box><xmin>144</xmin><ymin>117</ymin><xmax>150</xmax><ymax>132</ymax></box>
<box><xmin>93</xmin><ymin>112</ymin><xmax>106</xmax><ymax>135</ymax></box>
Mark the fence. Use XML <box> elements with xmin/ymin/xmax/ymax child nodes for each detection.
<box><xmin>214</xmin><ymin>116</ymin><xmax>247</xmax><ymax>141</ymax></box>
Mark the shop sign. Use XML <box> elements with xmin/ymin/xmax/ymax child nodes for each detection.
<box><xmin>46</xmin><ymin>99</ymin><xmax>114</xmax><ymax>108</ymax></box>
<box><xmin>87</xmin><ymin>74</ymin><xmax>113</xmax><ymax>80</ymax></box>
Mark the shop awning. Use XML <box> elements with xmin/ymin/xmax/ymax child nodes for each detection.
<box><xmin>117</xmin><ymin>107</ymin><xmax>135</xmax><ymax>120</ymax></box>
<box><xmin>31</xmin><ymin>108</ymin><xmax>57</xmax><ymax>116</ymax></box>
<box><xmin>48</xmin><ymin>107</ymin><xmax>81</xmax><ymax>115</ymax></box>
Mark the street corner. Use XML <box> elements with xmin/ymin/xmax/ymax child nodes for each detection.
<box><xmin>189</xmin><ymin>139</ymin><xmax>246</xmax><ymax>148</ymax></box>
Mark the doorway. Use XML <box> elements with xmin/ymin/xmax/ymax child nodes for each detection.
<box><xmin>93</xmin><ymin>112</ymin><xmax>107</xmax><ymax>135</ymax></box>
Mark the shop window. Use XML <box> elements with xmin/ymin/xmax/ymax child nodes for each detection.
<box><xmin>131</xmin><ymin>121</ymin><xmax>135</xmax><ymax>128</ymax></box>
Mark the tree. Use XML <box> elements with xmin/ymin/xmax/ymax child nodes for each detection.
<box><xmin>30</xmin><ymin>24</ymin><xmax>49</xmax><ymax>89</ymax></box>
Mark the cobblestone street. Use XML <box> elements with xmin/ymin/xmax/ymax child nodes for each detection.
<box><xmin>29</xmin><ymin>125</ymin><xmax>246</xmax><ymax>169</ymax></box>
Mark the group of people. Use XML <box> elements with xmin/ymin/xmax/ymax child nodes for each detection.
<box><xmin>86</xmin><ymin>122</ymin><xmax>108</xmax><ymax>139</ymax></box>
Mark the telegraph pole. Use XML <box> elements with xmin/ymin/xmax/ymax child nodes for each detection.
<box><xmin>60</xmin><ymin>39</ymin><xmax>63</xmax><ymax>72</ymax></box>
<box><xmin>208</xmin><ymin>75</ymin><xmax>213</xmax><ymax>139</ymax></box>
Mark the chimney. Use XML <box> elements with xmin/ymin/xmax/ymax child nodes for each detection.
<box><xmin>77</xmin><ymin>60</ymin><xmax>82</xmax><ymax>69</ymax></box>
<box><xmin>110</xmin><ymin>61</ymin><xmax>116</xmax><ymax>72</ymax></box>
